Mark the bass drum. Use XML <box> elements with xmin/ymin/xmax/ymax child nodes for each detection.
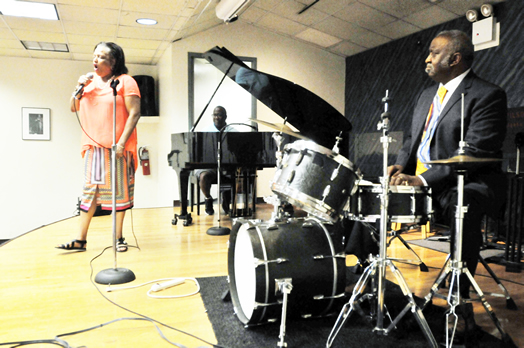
<box><xmin>228</xmin><ymin>218</ymin><xmax>346</xmax><ymax>326</ymax></box>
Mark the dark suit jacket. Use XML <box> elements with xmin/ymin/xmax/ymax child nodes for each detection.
<box><xmin>395</xmin><ymin>71</ymin><xmax>507</xmax><ymax>216</ymax></box>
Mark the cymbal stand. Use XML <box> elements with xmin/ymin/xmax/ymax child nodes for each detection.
<box><xmin>266</xmin><ymin>125</ymin><xmax>291</xmax><ymax>222</ymax></box>
<box><xmin>421</xmin><ymin>95</ymin><xmax>514</xmax><ymax>347</ymax></box>
<box><xmin>327</xmin><ymin>91</ymin><xmax>437</xmax><ymax>348</ymax></box>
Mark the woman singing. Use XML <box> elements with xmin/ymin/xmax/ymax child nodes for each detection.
<box><xmin>56</xmin><ymin>42</ymin><xmax>141</xmax><ymax>252</ymax></box>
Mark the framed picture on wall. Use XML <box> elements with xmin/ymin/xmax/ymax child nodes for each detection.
<box><xmin>22</xmin><ymin>107</ymin><xmax>50</xmax><ymax>140</ymax></box>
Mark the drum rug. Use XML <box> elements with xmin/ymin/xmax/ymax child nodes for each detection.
<box><xmin>197</xmin><ymin>271</ymin><xmax>505</xmax><ymax>348</ymax></box>
<box><xmin>408</xmin><ymin>238</ymin><xmax>506</xmax><ymax>260</ymax></box>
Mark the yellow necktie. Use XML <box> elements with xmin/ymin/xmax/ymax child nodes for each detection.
<box><xmin>416</xmin><ymin>86</ymin><xmax>447</xmax><ymax>176</ymax></box>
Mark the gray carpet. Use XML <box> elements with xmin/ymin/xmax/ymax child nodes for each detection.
<box><xmin>408</xmin><ymin>238</ymin><xmax>506</xmax><ymax>260</ymax></box>
<box><xmin>197</xmin><ymin>274</ymin><xmax>506</xmax><ymax>348</ymax></box>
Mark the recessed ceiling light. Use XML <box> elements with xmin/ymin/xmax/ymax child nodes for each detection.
<box><xmin>0</xmin><ymin>0</ymin><xmax>59</xmax><ymax>20</ymax></box>
<box><xmin>22</xmin><ymin>41</ymin><xmax>68</xmax><ymax>52</ymax></box>
<box><xmin>136</xmin><ymin>18</ymin><xmax>158</xmax><ymax>25</ymax></box>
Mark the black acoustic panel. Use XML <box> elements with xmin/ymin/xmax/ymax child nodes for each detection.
<box><xmin>344</xmin><ymin>0</ymin><xmax>524</xmax><ymax>177</ymax></box>
<box><xmin>133</xmin><ymin>75</ymin><xmax>157</xmax><ymax>116</ymax></box>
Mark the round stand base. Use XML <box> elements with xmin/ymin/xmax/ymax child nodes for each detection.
<box><xmin>207</xmin><ymin>226</ymin><xmax>230</xmax><ymax>236</ymax></box>
<box><xmin>95</xmin><ymin>267</ymin><xmax>136</xmax><ymax>285</ymax></box>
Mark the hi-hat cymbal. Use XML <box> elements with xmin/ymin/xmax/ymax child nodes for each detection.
<box><xmin>248</xmin><ymin>118</ymin><xmax>309</xmax><ymax>140</ymax></box>
<box><xmin>424</xmin><ymin>155</ymin><xmax>502</xmax><ymax>166</ymax></box>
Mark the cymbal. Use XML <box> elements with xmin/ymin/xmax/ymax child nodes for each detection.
<box><xmin>424</xmin><ymin>155</ymin><xmax>502</xmax><ymax>166</ymax></box>
<box><xmin>248</xmin><ymin>118</ymin><xmax>309</xmax><ymax>140</ymax></box>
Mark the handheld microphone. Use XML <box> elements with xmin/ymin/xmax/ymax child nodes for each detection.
<box><xmin>73</xmin><ymin>72</ymin><xmax>94</xmax><ymax>98</ymax></box>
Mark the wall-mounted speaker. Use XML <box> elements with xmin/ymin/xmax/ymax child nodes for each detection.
<box><xmin>133</xmin><ymin>75</ymin><xmax>157</xmax><ymax>116</ymax></box>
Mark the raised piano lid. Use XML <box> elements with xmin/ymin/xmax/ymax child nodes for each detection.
<box><xmin>203</xmin><ymin>46</ymin><xmax>352</xmax><ymax>151</ymax></box>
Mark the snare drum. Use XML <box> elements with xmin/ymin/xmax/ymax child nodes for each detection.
<box><xmin>228</xmin><ymin>218</ymin><xmax>346</xmax><ymax>326</ymax></box>
<box><xmin>271</xmin><ymin>140</ymin><xmax>358</xmax><ymax>222</ymax></box>
<box><xmin>347</xmin><ymin>184</ymin><xmax>432</xmax><ymax>223</ymax></box>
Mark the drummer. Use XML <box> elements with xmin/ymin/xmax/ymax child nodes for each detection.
<box><xmin>347</xmin><ymin>30</ymin><xmax>507</xmax><ymax>344</ymax></box>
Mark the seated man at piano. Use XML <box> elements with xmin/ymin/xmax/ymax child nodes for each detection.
<box><xmin>195</xmin><ymin>106</ymin><xmax>238</xmax><ymax>215</ymax></box>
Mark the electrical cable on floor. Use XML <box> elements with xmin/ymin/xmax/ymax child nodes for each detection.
<box><xmin>88</xmin><ymin>246</ymin><xmax>224</xmax><ymax>348</ymax></box>
<box><xmin>106</xmin><ymin>277</ymin><xmax>201</xmax><ymax>299</ymax></box>
<box><xmin>0</xmin><ymin>338</ymin><xmax>73</xmax><ymax>347</ymax></box>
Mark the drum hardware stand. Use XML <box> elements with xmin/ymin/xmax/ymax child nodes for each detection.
<box><xmin>420</xmin><ymin>94</ymin><xmax>515</xmax><ymax>348</ymax></box>
<box><xmin>428</xmin><ymin>253</ymin><xmax>517</xmax><ymax>310</ymax></box>
<box><xmin>420</xmin><ymin>162</ymin><xmax>515</xmax><ymax>347</ymax></box>
<box><xmin>387</xmin><ymin>225</ymin><xmax>429</xmax><ymax>272</ymax></box>
<box><xmin>276</xmin><ymin>278</ymin><xmax>293</xmax><ymax>348</ymax></box>
<box><xmin>267</xmin><ymin>124</ymin><xmax>293</xmax><ymax>222</ymax></box>
<box><xmin>363</xmin><ymin>222</ymin><xmax>430</xmax><ymax>272</ymax></box>
<box><xmin>327</xmin><ymin>91</ymin><xmax>437</xmax><ymax>348</ymax></box>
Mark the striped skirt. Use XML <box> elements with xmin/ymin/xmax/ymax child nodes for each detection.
<box><xmin>79</xmin><ymin>147</ymin><xmax>135</xmax><ymax>212</ymax></box>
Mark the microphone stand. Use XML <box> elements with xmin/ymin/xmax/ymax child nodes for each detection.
<box><xmin>95</xmin><ymin>79</ymin><xmax>136</xmax><ymax>285</ymax></box>
<box><xmin>207</xmin><ymin>126</ymin><xmax>231</xmax><ymax>236</ymax></box>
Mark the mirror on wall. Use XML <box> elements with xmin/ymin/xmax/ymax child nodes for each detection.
<box><xmin>189</xmin><ymin>53</ymin><xmax>257</xmax><ymax>132</ymax></box>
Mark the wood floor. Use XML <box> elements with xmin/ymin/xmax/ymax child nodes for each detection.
<box><xmin>0</xmin><ymin>204</ymin><xmax>522</xmax><ymax>348</ymax></box>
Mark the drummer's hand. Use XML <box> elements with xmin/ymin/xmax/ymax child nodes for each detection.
<box><xmin>387</xmin><ymin>164</ymin><xmax>404</xmax><ymax>178</ymax></box>
<box><xmin>390</xmin><ymin>173</ymin><xmax>423</xmax><ymax>187</ymax></box>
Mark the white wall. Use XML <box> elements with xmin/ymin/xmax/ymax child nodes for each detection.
<box><xmin>0</xmin><ymin>21</ymin><xmax>345</xmax><ymax>240</ymax></box>
<box><xmin>0</xmin><ymin>57</ymin><xmax>155</xmax><ymax>240</ymax></box>
<box><xmin>156</xmin><ymin>22</ymin><xmax>346</xmax><ymax>210</ymax></box>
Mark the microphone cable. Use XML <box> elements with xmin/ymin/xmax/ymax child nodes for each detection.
<box><xmin>71</xmin><ymin>87</ymin><xmax>140</xmax><ymax>252</ymax></box>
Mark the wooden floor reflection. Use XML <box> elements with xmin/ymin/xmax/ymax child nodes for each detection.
<box><xmin>0</xmin><ymin>204</ymin><xmax>522</xmax><ymax>347</ymax></box>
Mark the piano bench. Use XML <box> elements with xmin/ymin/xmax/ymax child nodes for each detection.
<box><xmin>190</xmin><ymin>169</ymin><xmax>257</xmax><ymax>218</ymax></box>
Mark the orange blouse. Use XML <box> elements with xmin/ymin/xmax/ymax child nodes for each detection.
<box><xmin>78</xmin><ymin>74</ymin><xmax>141</xmax><ymax>171</ymax></box>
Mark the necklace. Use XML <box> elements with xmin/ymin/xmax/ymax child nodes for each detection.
<box><xmin>96</xmin><ymin>75</ymin><xmax>114</xmax><ymax>89</ymax></box>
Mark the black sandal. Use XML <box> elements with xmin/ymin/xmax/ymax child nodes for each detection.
<box><xmin>117</xmin><ymin>237</ymin><xmax>128</xmax><ymax>252</ymax></box>
<box><xmin>56</xmin><ymin>239</ymin><xmax>87</xmax><ymax>251</ymax></box>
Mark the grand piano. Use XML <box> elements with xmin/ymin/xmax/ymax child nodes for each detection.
<box><xmin>168</xmin><ymin>46</ymin><xmax>352</xmax><ymax>222</ymax></box>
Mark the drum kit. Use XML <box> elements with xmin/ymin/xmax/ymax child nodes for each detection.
<box><xmin>226</xmin><ymin>93</ymin><xmax>514</xmax><ymax>348</ymax></box>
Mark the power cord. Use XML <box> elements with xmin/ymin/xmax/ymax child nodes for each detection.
<box><xmin>106</xmin><ymin>277</ymin><xmax>201</xmax><ymax>299</ymax></box>
<box><xmin>88</xmin><ymin>246</ymin><xmax>223</xmax><ymax>347</ymax></box>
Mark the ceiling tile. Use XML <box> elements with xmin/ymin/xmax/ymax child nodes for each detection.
<box><xmin>329</xmin><ymin>40</ymin><xmax>367</xmax><ymax>56</ymax></box>
<box><xmin>118</xmin><ymin>26</ymin><xmax>169</xmax><ymax>41</ymax></box>
<box><xmin>116</xmin><ymin>37</ymin><xmax>163</xmax><ymax>50</ymax></box>
<box><xmin>240</xmin><ymin>6</ymin><xmax>268</xmax><ymax>23</ymax></box>
<box><xmin>273</xmin><ymin>0</ymin><xmax>329</xmax><ymax>26</ymax></box>
<box><xmin>373</xmin><ymin>20</ymin><xmax>422</xmax><ymax>40</ymax></box>
<box><xmin>437</xmin><ymin>0</ymin><xmax>506</xmax><ymax>16</ymax></box>
<box><xmin>63</xmin><ymin>20</ymin><xmax>117</xmax><ymax>37</ymax></box>
<box><xmin>253</xmin><ymin>0</ymin><xmax>288</xmax><ymax>12</ymax></box>
<box><xmin>67</xmin><ymin>34</ymin><xmax>115</xmax><ymax>46</ymax></box>
<box><xmin>403</xmin><ymin>5</ymin><xmax>458</xmax><ymax>29</ymax></box>
<box><xmin>295</xmin><ymin>27</ymin><xmax>342</xmax><ymax>47</ymax></box>
<box><xmin>358</xmin><ymin>0</ymin><xmax>431</xmax><ymax>18</ymax></box>
<box><xmin>0</xmin><ymin>28</ymin><xmax>16</xmax><ymax>40</ymax></box>
<box><xmin>2</xmin><ymin>16</ymin><xmax>63</xmax><ymax>32</ymax></box>
<box><xmin>27</xmin><ymin>50</ymin><xmax>72</xmax><ymax>59</ymax></box>
<box><xmin>0</xmin><ymin>39</ymin><xmax>25</xmax><ymax>49</ymax></box>
<box><xmin>56</xmin><ymin>0</ymin><xmax>120</xmax><ymax>10</ymax></box>
<box><xmin>12</xmin><ymin>29</ymin><xmax>66</xmax><ymax>42</ymax></box>
<box><xmin>334</xmin><ymin>2</ymin><xmax>398</xmax><ymax>31</ymax></box>
<box><xmin>0</xmin><ymin>0</ymin><xmax>488</xmax><ymax>61</ymax></box>
<box><xmin>0</xmin><ymin>47</ymin><xmax>31</xmax><ymax>57</ymax></box>
<box><xmin>123</xmin><ymin>47</ymin><xmax>157</xmax><ymax>58</ymax></box>
<box><xmin>67</xmin><ymin>44</ymin><xmax>96</xmax><ymax>54</ymax></box>
<box><xmin>296</xmin><ymin>0</ymin><xmax>357</xmax><ymax>16</ymax></box>
<box><xmin>256</xmin><ymin>13</ymin><xmax>308</xmax><ymax>36</ymax></box>
<box><xmin>58</xmin><ymin>4</ymin><xmax>119</xmax><ymax>25</ymax></box>
<box><xmin>119</xmin><ymin>11</ymin><xmax>178</xmax><ymax>30</ymax></box>
<box><xmin>121</xmin><ymin>0</ymin><xmax>187</xmax><ymax>16</ymax></box>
